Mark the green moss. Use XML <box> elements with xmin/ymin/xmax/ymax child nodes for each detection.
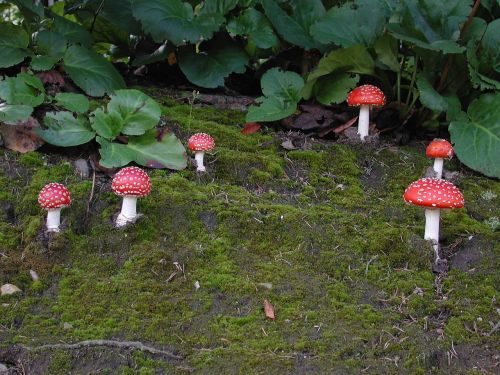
<box><xmin>0</xmin><ymin>97</ymin><xmax>498</xmax><ymax>374</ymax></box>
<box><xmin>18</xmin><ymin>151</ymin><xmax>46</xmax><ymax>167</ymax></box>
<box><xmin>48</xmin><ymin>350</ymin><xmax>73</xmax><ymax>374</ymax></box>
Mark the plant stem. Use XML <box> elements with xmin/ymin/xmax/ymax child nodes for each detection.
<box><xmin>405</xmin><ymin>55</ymin><xmax>418</xmax><ymax>106</ymax></box>
<box><xmin>89</xmin><ymin>0</ymin><xmax>105</xmax><ymax>34</ymax></box>
<box><xmin>397</xmin><ymin>56</ymin><xmax>405</xmax><ymax>104</ymax></box>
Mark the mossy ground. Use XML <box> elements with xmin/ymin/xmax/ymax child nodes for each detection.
<box><xmin>0</xmin><ymin>96</ymin><xmax>499</xmax><ymax>374</ymax></box>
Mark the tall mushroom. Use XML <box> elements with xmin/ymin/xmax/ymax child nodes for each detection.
<box><xmin>426</xmin><ymin>139</ymin><xmax>454</xmax><ymax>179</ymax></box>
<box><xmin>188</xmin><ymin>133</ymin><xmax>215</xmax><ymax>172</ymax></box>
<box><xmin>112</xmin><ymin>166</ymin><xmax>151</xmax><ymax>227</ymax></box>
<box><xmin>346</xmin><ymin>84</ymin><xmax>386</xmax><ymax>141</ymax></box>
<box><xmin>38</xmin><ymin>183</ymin><xmax>71</xmax><ymax>232</ymax></box>
<box><xmin>403</xmin><ymin>178</ymin><xmax>464</xmax><ymax>261</ymax></box>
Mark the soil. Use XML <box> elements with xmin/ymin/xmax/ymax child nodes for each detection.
<box><xmin>0</xmin><ymin>93</ymin><xmax>499</xmax><ymax>374</ymax></box>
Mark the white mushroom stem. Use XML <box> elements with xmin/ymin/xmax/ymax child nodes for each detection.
<box><xmin>116</xmin><ymin>196</ymin><xmax>137</xmax><ymax>227</ymax></box>
<box><xmin>194</xmin><ymin>151</ymin><xmax>206</xmax><ymax>172</ymax></box>
<box><xmin>357</xmin><ymin>105</ymin><xmax>370</xmax><ymax>141</ymax></box>
<box><xmin>46</xmin><ymin>209</ymin><xmax>62</xmax><ymax>232</ymax></box>
<box><xmin>433</xmin><ymin>158</ymin><xmax>444</xmax><ymax>179</ymax></box>
<box><xmin>424</xmin><ymin>208</ymin><xmax>441</xmax><ymax>261</ymax></box>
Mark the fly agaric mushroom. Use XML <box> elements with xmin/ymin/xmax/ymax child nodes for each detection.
<box><xmin>403</xmin><ymin>178</ymin><xmax>464</xmax><ymax>261</ymax></box>
<box><xmin>347</xmin><ymin>84</ymin><xmax>386</xmax><ymax>141</ymax></box>
<box><xmin>426</xmin><ymin>139</ymin><xmax>454</xmax><ymax>179</ymax></box>
<box><xmin>38</xmin><ymin>183</ymin><xmax>71</xmax><ymax>232</ymax></box>
<box><xmin>112</xmin><ymin>166</ymin><xmax>151</xmax><ymax>227</ymax></box>
<box><xmin>188</xmin><ymin>133</ymin><xmax>215</xmax><ymax>172</ymax></box>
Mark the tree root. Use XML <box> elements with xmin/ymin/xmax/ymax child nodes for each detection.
<box><xmin>20</xmin><ymin>340</ymin><xmax>182</xmax><ymax>360</ymax></box>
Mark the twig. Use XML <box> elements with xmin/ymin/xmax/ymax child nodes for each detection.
<box><xmin>487</xmin><ymin>321</ymin><xmax>500</xmax><ymax>336</ymax></box>
<box><xmin>86</xmin><ymin>169</ymin><xmax>96</xmax><ymax>216</ymax></box>
<box><xmin>20</xmin><ymin>340</ymin><xmax>182</xmax><ymax>360</ymax></box>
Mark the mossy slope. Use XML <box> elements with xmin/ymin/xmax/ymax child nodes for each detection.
<box><xmin>0</xmin><ymin>99</ymin><xmax>499</xmax><ymax>374</ymax></box>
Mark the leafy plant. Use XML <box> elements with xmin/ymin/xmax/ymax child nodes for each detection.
<box><xmin>0</xmin><ymin>1</ymin><xmax>125</xmax><ymax>96</ymax></box>
<box><xmin>36</xmin><ymin>89</ymin><xmax>187</xmax><ymax>170</ymax></box>
<box><xmin>247</xmin><ymin>68</ymin><xmax>304</xmax><ymax>122</ymax></box>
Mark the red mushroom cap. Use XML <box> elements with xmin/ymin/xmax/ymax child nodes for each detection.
<box><xmin>426</xmin><ymin>139</ymin><xmax>454</xmax><ymax>159</ymax></box>
<box><xmin>403</xmin><ymin>178</ymin><xmax>464</xmax><ymax>209</ymax></box>
<box><xmin>188</xmin><ymin>133</ymin><xmax>215</xmax><ymax>152</ymax></box>
<box><xmin>347</xmin><ymin>84</ymin><xmax>386</xmax><ymax>107</ymax></box>
<box><xmin>38</xmin><ymin>183</ymin><xmax>71</xmax><ymax>209</ymax></box>
<box><xmin>112</xmin><ymin>167</ymin><xmax>151</xmax><ymax>197</ymax></box>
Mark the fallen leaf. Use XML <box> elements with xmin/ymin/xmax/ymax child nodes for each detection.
<box><xmin>263</xmin><ymin>299</ymin><xmax>275</xmax><ymax>320</ymax></box>
<box><xmin>281</xmin><ymin>140</ymin><xmax>297</xmax><ymax>150</ymax></box>
<box><xmin>36</xmin><ymin>70</ymin><xmax>65</xmax><ymax>86</ymax></box>
<box><xmin>1</xmin><ymin>283</ymin><xmax>21</xmax><ymax>295</ymax></box>
<box><xmin>0</xmin><ymin>117</ymin><xmax>44</xmax><ymax>153</ymax></box>
<box><xmin>241</xmin><ymin>122</ymin><xmax>261</xmax><ymax>135</ymax></box>
<box><xmin>282</xmin><ymin>104</ymin><xmax>335</xmax><ymax>131</ymax></box>
<box><xmin>167</xmin><ymin>52</ymin><xmax>177</xmax><ymax>65</ymax></box>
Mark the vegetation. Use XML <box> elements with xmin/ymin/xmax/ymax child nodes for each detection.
<box><xmin>1</xmin><ymin>97</ymin><xmax>499</xmax><ymax>373</ymax></box>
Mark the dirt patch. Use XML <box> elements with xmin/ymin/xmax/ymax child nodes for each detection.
<box><xmin>449</xmin><ymin>236</ymin><xmax>496</xmax><ymax>272</ymax></box>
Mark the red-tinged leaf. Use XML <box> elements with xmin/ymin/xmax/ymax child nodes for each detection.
<box><xmin>241</xmin><ymin>122</ymin><xmax>261</xmax><ymax>135</ymax></box>
<box><xmin>0</xmin><ymin>117</ymin><xmax>44</xmax><ymax>153</ymax></box>
<box><xmin>36</xmin><ymin>70</ymin><xmax>65</xmax><ymax>86</ymax></box>
<box><xmin>333</xmin><ymin>116</ymin><xmax>358</xmax><ymax>134</ymax></box>
<box><xmin>263</xmin><ymin>299</ymin><xmax>275</xmax><ymax>320</ymax></box>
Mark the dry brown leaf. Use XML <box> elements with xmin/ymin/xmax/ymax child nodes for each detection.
<box><xmin>241</xmin><ymin>122</ymin><xmax>261</xmax><ymax>135</ymax></box>
<box><xmin>263</xmin><ymin>299</ymin><xmax>275</xmax><ymax>320</ymax></box>
<box><xmin>0</xmin><ymin>117</ymin><xmax>44</xmax><ymax>153</ymax></box>
<box><xmin>36</xmin><ymin>70</ymin><xmax>65</xmax><ymax>86</ymax></box>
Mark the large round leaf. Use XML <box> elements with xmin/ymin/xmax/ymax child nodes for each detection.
<box><xmin>449</xmin><ymin>93</ymin><xmax>500</xmax><ymax>178</ymax></box>
<box><xmin>97</xmin><ymin>130</ymin><xmax>187</xmax><ymax>170</ymax></box>
<box><xmin>37</xmin><ymin>111</ymin><xmax>95</xmax><ymax>146</ymax></box>
<box><xmin>0</xmin><ymin>23</ymin><xmax>29</xmax><ymax>68</ymax></box>
<box><xmin>107</xmin><ymin>89</ymin><xmax>161</xmax><ymax>135</ymax></box>
<box><xmin>178</xmin><ymin>37</ymin><xmax>248</xmax><ymax>88</ymax></box>
<box><xmin>63</xmin><ymin>45</ymin><xmax>126</xmax><ymax>97</ymax></box>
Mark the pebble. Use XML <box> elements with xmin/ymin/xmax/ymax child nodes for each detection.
<box><xmin>0</xmin><ymin>363</ymin><xmax>8</xmax><ymax>374</ymax></box>
<box><xmin>74</xmin><ymin>158</ymin><xmax>90</xmax><ymax>178</ymax></box>
<box><xmin>63</xmin><ymin>322</ymin><xmax>73</xmax><ymax>330</ymax></box>
<box><xmin>30</xmin><ymin>269</ymin><xmax>39</xmax><ymax>281</ymax></box>
<box><xmin>1</xmin><ymin>283</ymin><xmax>21</xmax><ymax>295</ymax></box>
<box><xmin>194</xmin><ymin>281</ymin><xmax>200</xmax><ymax>291</ymax></box>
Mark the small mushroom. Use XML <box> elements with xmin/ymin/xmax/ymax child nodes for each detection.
<box><xmin>38</xmin><ymin>183</ymin><xmax>71</xmax><ymax>232</ymax></box>
<box><xmin>188</xmin><ymin>133</ymin><xmax>215</xmax><ymax>172</ymax></box>
<box><xmin>403</xmin><ymin>178</ymin><xmax>464</xmax><ymax>261</ymax></box>
<box><xmin>112</xmin><ymin>166</ymin><xmax>151</xmax><ymax>227</ymax></box>
<box><xmin>347</xmin><ymin>85</ymin><xmax>386</xmax><ymax>141</ymax></box>
<box><xmin>426</xmin><ymin>139</ymin><xmax>454</xmax><ymax>179</ymax></box>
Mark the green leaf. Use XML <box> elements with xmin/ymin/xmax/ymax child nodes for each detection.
<box><xmin>416</xmin><ymin>76</ymin><xmax>461</xmax><ymax>120</ymax></box>
<box><xmin>8</xmin><ymin>0</ymin><xmax>44</xmax><ymax>21</ymax></box>
<box><xmin>0</xmin><ymin>23</ymin><xmax>30</xmax><ymax>68</ymax></box>
<box><xmin>97</xmin><ymin>131</ymin><xmax>187</xmax><ymax>170</ymax></box>
<box><xmin>374</xmin><ymin>34</ymin><xmax>400</xmax><ymax>71</ymax></box>
<box><xmin>262</xmin><ymin>0</ymin><xmax>325</xmax><ymax>50</ymax></box>
<box><xmin>178</xmin><ymin>37</ymin><xmax>248</xmax><ymax>88</ymax></box>
<box><xmin>54</xmin><ymin>93</ymin><xmax>90</xmax><ymax>113</ymax></box>
<box><xmin>387</xmin><ymin>0</ymin><xmax>469</xmax><ymax>54</ymax></box>
<box><xmin>30</xmin><ymin>56</ymin><xmax>60</xmax><ymax>71</ymax></box>
<box><xmin>311</xmin><ymin>0</ymin><xmax>388</xmax><ymax>47</ymax></box>
<box><xmin>246</xmin><ymin>68</ymin><xmax>304</xmax><ymax>122</ymax></box>
<box><xmin>38</xmin><ymin>111</ymin><xmax>96</xmax><ymax>147</ymax></box>
<box><xmin>0</xmin><ymin>73</ymin><xmax>45</xmax><ymax>107</ymax></box>
<box><xmin>90</xmin><ymin>108</ymin><xmax>123</xmax><ymax>139</ymax></box>
<box><xmin>227</xmin><ymin>8</ymin><xmax>279</xmax><ymax>49</ymax></box>
<box><xmin>0</xmin><ymin>103</ymin><xmax>33</xmax><ymax>124</ymax></box>
<box><xmin>315</xmin><ymin>73</ymin><xmax>359</xmax><ymax>105</ymax></box>
<box><xmin>201</xmin><ymin>0</ymin><xmax>239</xmax><ymax>15</ymax></box>
<box><xmin>107</xmin><ymin>89</ymin><xmax>161</xmax><ymax>135</ymax></box>
<box><xmin>466</xmin><ymin>19</ymin><xmax>500</xmax><ymax>90</ymax></box>
<box><xmin>449</xmin><ymin>93</ymin><xmax>500</xmax><ymax>178</ymax></box>
<box><xmin>132</xmin><ymin>0</ymin><xmax>223</xmax><ymax>45</ymax></box>
<box><xmin>416</xmin><ymin>76</ymin><xmax>448</xmax><ymax>113</ymax></box>
<box><xmin>308</xmin><ymin>45</ymin><xmax>375</xmax><ymax>82</ymax></box>
<box><xmin>53</xmin><ymin>15</ymin><xmax>94</xmax><ymax>47</ymax></box>
<box><xmin>132</xmin><ymin>44</ymin><xmax>170</xmax><ymax>67</ymax></box>
<box><xmin>63</xmin><ymin>45</ymin><xmax>126</xmax><ymax>97</ymax></box>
